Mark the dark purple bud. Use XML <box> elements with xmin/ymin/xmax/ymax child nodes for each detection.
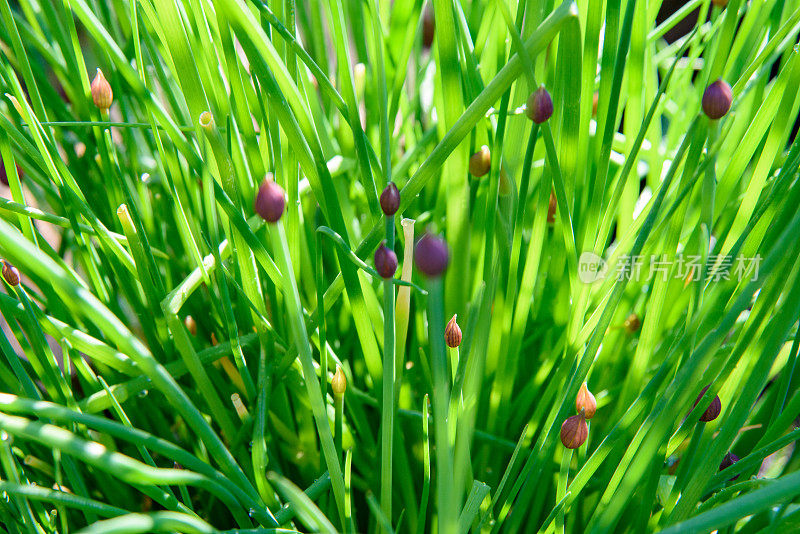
<box><xmin>692</xmin><ymin>385</ymin><xmax>722</xmax><ymax>422</ymax></box>
<box><xmin>719</xmin><ymin>452</ymin><xmax>739</xmax><ymax>480</ymax></box>
<box><xmin>374</xmin><ymin>243</ymin><xmax>398</xmax><ymax>279</ymax></box>
<box><xmin>380</xmin><ymin>182</ymin><xmax>400</xmax><ymax>216</ymax></box>
<box><xmin>255</xmin><ymin>179</ymin><xmax>286</xmax><ymax>223</ymax></box>
<box><xmin>526</xmin><ymin>86</ymin><xmax>553</xmax><ymax>124</ymax></box>
<box><xmin>414</xmin><ymin>232</ymin><xmax>449</xmax><ymax>277</ymax></box>
<box><xmin>702</xmin><ymin>80</ymin><xmax>732</xmax><ymax>120</ymax></box>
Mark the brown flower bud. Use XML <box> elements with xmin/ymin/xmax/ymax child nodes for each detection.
<box><xmin>445</xmin><ymin>314</ymin><xmax>462</xmax><ymax>348</ymax></box>
<box><xmin>380</xmin><ymin>182</ymin><xmax>400</xmax><ymax>216</ymax></box>
<box><xmin>702</xmin><ymin>79</ymin><xmax>732</xmax><ymax>120</ymax></box>
<box><xmin>90</xmin><ymin>68</ymin><xmax>113</xmax><ymax>111</ymax></box>
<box><xmin>624</xmin><ymin>313</ymin><xmax>641</xmax><ymax>333</ymax></box>
<box><xmin>469</xmin><ymin>146</ymin><xmax>491</xmax><ymax>177</ymax></box>
<box><xmin>414</xmin><ymin>232</ymin><xmax>449</xmax><ymax>277</ymax></box>
<box><xmin>692</xmin><ymin>385</ymin><xmax>722</xmax><ymax>422</ymax></box>
<box><xmin>560</xmin><ymin>414</ymin><xmax>588</xmax><ymax>449</ymax></box>
<box><xmin>576</xmin><ymin>382</ymin><xmax>596</xmax><ymax>419</ymax></box>
<box><xmin>592</xmin><ymin>91</ymin><xmax>599</xmax><ymax>117</ymax></box>
<box><xmin>255</xmin><ymin>179</ymin><xmax>286</xmax><ymax>223</ymax></box>
<box><xmin>332</xmin><ymin>366</ymin><xmax>347</xmax><ymax>397</ymax></box>
<box><xmin>547</xmin><ymin>191</ymin><xmax>557</xmax><ymax>223</ymax></box>
<box><xmin>526</xmin><ymin>86</ymin><xmax>553</xmax><ymax>124</ymax></box>
<box><xmin>2</xmin><ymin>260</ymin><xmax>20</xmax><ymax>287</ymax></box>
<box><xmin>374</xmin><ymin>243</ymin><xmax>398</xmax><ymax>279</ymax></box>
<box><xmin>184</xmin><ymin>315</ymin><xmax>197</xmax><ymax>336</ymax></box>
<box><xmin>712</xmin><ymin>0</ymin><xmax>728</xmax><ymax>7</ymax></box>
<box><xmin>422</xmin><ymin>5</ymin><xmax>435</xmax><ymax>49</ymax></box>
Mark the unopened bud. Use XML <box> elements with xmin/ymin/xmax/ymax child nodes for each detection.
<box><xmin>469</xmin><ymin>146</ymin><xmax>491</xmax><ymax>177</ymax></box>
<box><xmin>702</xmin><ymin>79</ymin><xmax>732</xmax><ymax>120</ymax></box>
<box><xmin>255</xmin><ymin>179</ymin><xmax>286</xmax><ymax>223</ymax></box>
<box><xmin>576</xmin><ymin>382</ymin><xmax>596</xmax><ymax>419</ymax></box>
<box><xmin>2</xmin><ymin>260</ymin><xmax>20</xmax><ymax>287</ymax></box>
<box><xmin>332</xmin><ymin>366</ymin><xmax>347</xmax><ymax>397</ymax></box>
<box><xmin>380</xmin><ymin>182</ymin><xmax>400</xmax><ymax>216</ymax></box>
<box><xmin>184</xmin><ymin>316</ymin><xmax>197</xmax><ymax>336</ymax></box>
<box><xmin>374</xmin><ymin>243</ymin><xmax>398</xmax><ymax>278</ymax></box>
<box><xmin>445</xmin><ymin>314</ymin><xmax>462</xmax><ymax>348</ymax></box>
<box><xmin>560</xmin><ymin>413</ymin><xmax>588</xmax><ymax>449</ymax></box>
<box><xmin>526</xmin><ymin>86</ymin><xmax>553</xmax><ymax>124</ymax></box>
<box><xmin>91</xmin><ymin>68</ymin><xmax>113</xmax><ymax>111</ymax></box>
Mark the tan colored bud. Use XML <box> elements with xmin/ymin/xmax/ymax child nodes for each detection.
<box><xmin>91</xmin><ymin>69</ymin><xmax>113</xmax><ymax>111</ymax></box>
<box><xmin>560</xmin><ymin>413</ymin><xmax>588</xmax><ymax>449</ymax></box>
<box><xmin>332</xmin><ymin>366</ymin><xmax>347</xmax><ymax>397</ymax></box>
<box><xmin>2</xmin><ymin>260</ymin><xmax>20</xmax><ymax>287</ymax></box>
<box><xmin>469</xmin><ymin>146</ymin><xmax>491</xmax><ymax>177</ymax></box>
<box><xmin>576</xmin><ymin>382</ymin><xmax>596</xmax><ymax>419</ymax></box>
<box><xmin>184</xmin><ymin>315</ymin><xmax>197</xmax><ymax>336</ymax></box>
<box><xmin>445</xmin><ymin>314</ymin><xmax>462</xmax><ymax>348</ymax></box>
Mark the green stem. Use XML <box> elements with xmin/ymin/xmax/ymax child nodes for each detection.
<box><xmin>426</xmin><ymin>277</ymin><xmax>457</xmax><ymax>534</ymax></box>
<box><xmin>268</xmin><ymin>220</ymin><xmax>346</xmax><ymax>528</ymax></box>
<box><xmin>380</xmin><ymin>215</ymin><xmax>396</xmax><ymax>530</ymax></box>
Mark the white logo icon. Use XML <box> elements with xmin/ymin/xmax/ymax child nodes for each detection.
<box><xmin>578</xmin><ymin>252</ymin><xmax>608</xmax><ymax>283</ymax></box>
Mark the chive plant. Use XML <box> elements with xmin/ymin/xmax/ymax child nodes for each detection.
<box><xmin>2</xmin><ymin>0</ymin><xmax>800</xmax><ymax>532</ymax></box>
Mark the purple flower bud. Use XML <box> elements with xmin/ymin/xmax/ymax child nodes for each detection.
<box><xmin>380</xmin><ymin>182</ymin><xmax>400</xmax><ymax>216</ymax></box>
<box><xmin>702</xmin><ymin>80</ymin><xmax>733</xmax><ymax>120</ymax></box>
<box><xmin>719</xmin><ymin>452</ymin><xmax>739</xmax><ymax>480</ymax></box>
<box><xmin>255</xmin><ymin>179</ymin><xmax>286</xmax><ymax>223</ymax></box>
<box><xmin>414</xmin><ymin>232</ymin><xmax>449</xmax><ymax>277</ymax></box>
<box><xmin>526</xmin><ymin>86</ymin><xmax>553</xmax><ymax>124</ymax></box>
<box><xmin>374</xmin><ymin>243</ymin><xmax>398</xmax><ymax>278</ymax></box>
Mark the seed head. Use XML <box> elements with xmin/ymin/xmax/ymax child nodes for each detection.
<box><xmin>414</xmin><ymin>232</ymin><xmax>449</xmax><ymax>277</ymax></box>
<box><xmin>624</xmin><ymin>313</ymin><xmax>641</xmax><ymax>333</ymax></box>
<box><xmin>719</xmin><ymin>452</ymin><xmax>739</xmax><ymax>480</ymax></box>
<box><xmin>332</xmin><ymin>366</ymin><xmax>347</xmax><ymax>397</ymax></box>
<box><xmin>255</xmin><ymin>179</ymin><xmax>286</xmax><ymax>223</ymax></box>
<box><xmin>184</xmin><ymin>315</ymin><xmax>197</xmax><ymax>336</ymax></box>
<box><xmin>693</xmin><ymin>385</ymin><xmax>722</xmax><ymax>422</ymax></box>
<box><xmin>2</xmin><ymin>260</ymin><xmax>20</xmax><ymax>287</ymax></box>
<box><xmin>90</xmin><ymin>68</ymin><xmax>113</xmax><ymax>111</ymax></box>
<box><xmin>560</xmin><ymin>414</ymin><xmax>589</xmax><ymax>449</ymax></box>
<box><xmin>576</xmin><ymin>382</ymin><xmax>597</xmax><ymax>419</ymax></box>
<box><xmin>445</xmin><ymin>314</ymin><xmax>462</xmax><ymax>348</ymax></box>
<box><xmin>702</xmin><ymin>79</ymin><xmax>733</xmax><ymax>120</ymax></box>
<box><xmin>547</xmin><ymin>191</ymin><xmax>557</xmax><ymax>223</ymax></box>
<box><xmin>380</xmin><ymin>182</ymin><xmax>400</xmax><ymax>216</ymax></box>
<box><xmin>526</xmin><ymin>86</ymin><xmax>553</xmax><ymax>124</ymax></box>
<box><xmin>469</xmin><ymin>146</ymin><xmax>491</xmax><ymax>177</ymax></box>
<box><xmin>374</xmin><ymin>243</ymin><xmax>398</xmax><ymax>279</ymax></box>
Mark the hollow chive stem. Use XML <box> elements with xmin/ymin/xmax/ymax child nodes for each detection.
<box><xmin>426</xmin><ymin>277</ymin><xmax>457</xmax><ymax>534</ymax></box>
<box><xmin>556</xmin><ymin>449</ymin><xmax>572</xmax><ymax>534</ymax></box>
<box><xmin>380</xmin><ymin>213</ymin><xmax>396</xmax><ymax>529</ymax></box>
<box><xmin>267</xmin><ymin>220</ymin><xmax>346</xmax><ymax>529</ymax></box>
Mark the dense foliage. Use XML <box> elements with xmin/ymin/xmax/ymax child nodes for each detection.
<box><xmin>2</xmin><ymin>0</ymin><xmax>800</xmax><ymax>532</ymax></box>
